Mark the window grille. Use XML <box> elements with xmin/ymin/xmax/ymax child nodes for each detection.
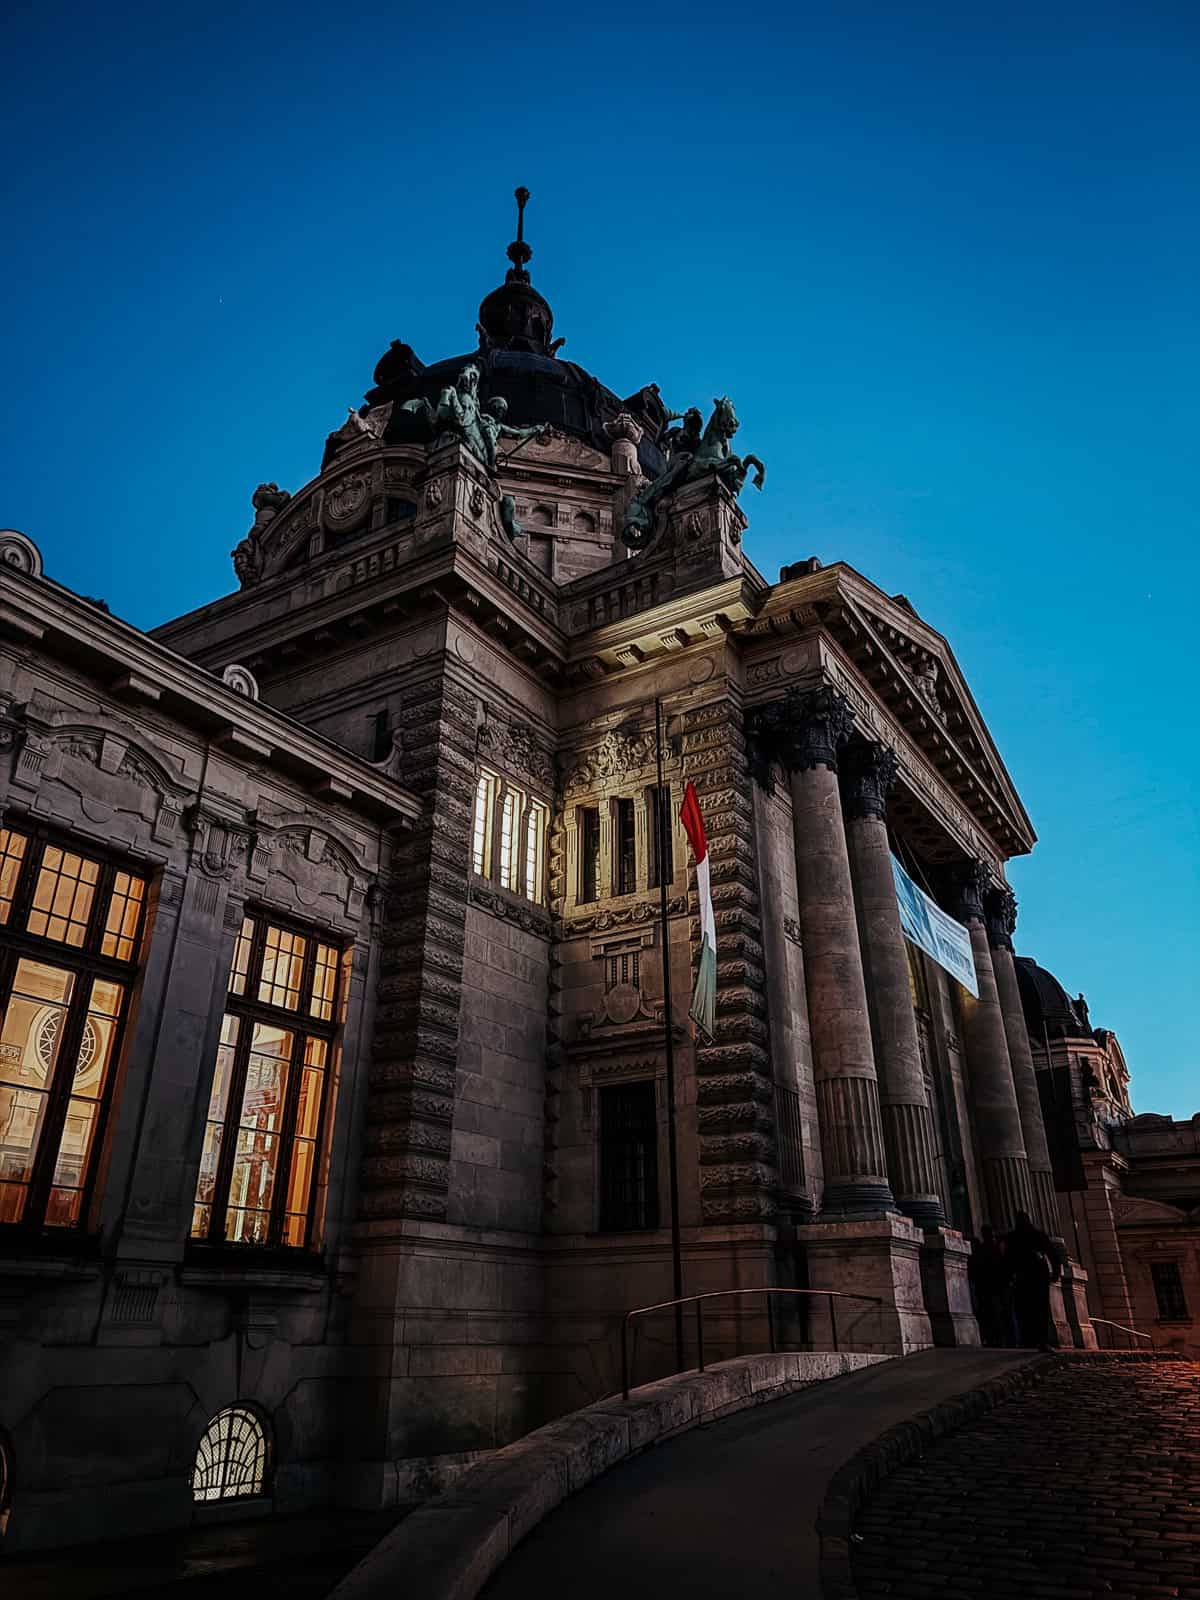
<box><xmin>191</xmin><ymin>1406</ymin><xmax>269</xmax><ymax>1503</ymax></box>
<box><xmin>1151</xmin><ymin>1261</ymin><xmax>1189</xmax><ymax>1321</ymax></box>
<box><xmin>599</xmin><ymin>1082</ymin><xmax>659</xmax><ymax>1232</ymax></box>
<box><xmin>604</xmin><ymin>950</ymin><xmax>641</xmax><ymax>992</ymax></box>
<box><xmin>191</xmin><ymin>914</ymin><xmax>342</xmax><ymax>1251</ymax></box>
<box><xmin>579</xmin><ymin>808</ymin><xmax>600</xmax><ymax>904</ymax></box>
<box><xmin>614</xmin><ymin>798</ymin><xmax>636</xmax><ymax>896</ymax></box>
<box><xmin>647</xmin><ymin>785</ymin><xmax>674</xmax><ymax>889</ymax></box>
<box><xmin>0</xmin><ymin>825</ymin><xmax>146</xmax><ymax>1230</ymax></box>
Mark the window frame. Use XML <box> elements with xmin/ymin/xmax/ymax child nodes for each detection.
<box><xmin>191</xmin><ymin>909</ymin><xmax>343</xmax><ymax>1254</ymax></box>
<box><xmin>598</xmin><ymin>1079</ymin><xmax>660</xmax><ymax>1233</ymax></box>
<box><xmin>578</xmin><ymin>805</ymin><xmax>601</xmax><ymax>904</ymax></box>
<box><xmin>1150</xmin><ymin>1259</ymin><xmax>1189</xmax><ymax>1322</ymax></box>
<box><xmin>0</xmin><ymin>821</ymin><xmax>147</xmax><ymax>1235</ymax></box>
<box><xmin>471</xmin><ymin>766</ymin><xmax>548</xmax><ymax>906</ymax></box>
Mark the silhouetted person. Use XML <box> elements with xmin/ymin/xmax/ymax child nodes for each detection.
<box><xmin>1007</xmin><ymin>1210</ymin><xmax>1060</xmax><ymax>1348</ymax></box>
<box><xmin>969</xmin><ymin>1226</ymin><xmax>1013</xmax><ymax>1346</ymax></box>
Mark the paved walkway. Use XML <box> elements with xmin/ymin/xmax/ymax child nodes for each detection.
<box><xmin>0</xmin><ymin>1509</ymin><xmax>407</xmax><ymax>1600</ymax></box>
<box><xmin>481</xmin><ymin>1348</ymin><xmax>1034</xmax><ymax>1600</ymax></box>
<box><xmin>853</xmin><ymin>1357</ymin><xmax>1200</xmax><ymax>1600</ymax></box>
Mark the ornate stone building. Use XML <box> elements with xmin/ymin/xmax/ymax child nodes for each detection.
<box><xmin>0</xmin><ymin>200</ymin><xmax>1098</xmax><ymax>1550</ymax></box>
<box><xmin>1019</xmin><ymin>960</ymin><xmax>1199</xmax><ymax>1356</ymax></box>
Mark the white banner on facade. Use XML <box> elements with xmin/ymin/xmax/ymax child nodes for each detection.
<box><xmin>890</xmin><ymin>855</ymin><xmax>979</xmax><ymax>998</ymax></box>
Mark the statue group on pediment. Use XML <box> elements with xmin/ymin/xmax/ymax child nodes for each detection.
<box><xmin>401</xmin><ymin>364</ymin><xmax>553</xmax><ymax>540</ymax></box>
<box><xmin>231</xmin><ymin>482</ymin><xmax>291</xmax><ymax>590</ymax></box>
<box><xmin>622</xmin><ymin>396</ymin><xmax>765</xmax><ymax>550</ymax></box>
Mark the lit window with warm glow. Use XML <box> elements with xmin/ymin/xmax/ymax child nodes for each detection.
<box><xmin>0</xmin><ymin>827</ymin><xmax>146</xmax><ymax>1230</ymax></box>
<box><xmin>192</xmin><ymin>913</ymin><xmax>341</xmax><ymax>1251</ymax></box>
<box><xmin>471</xmin><ymin>770</ymin><xmax>548</xmax><ymax>906</ymax></box>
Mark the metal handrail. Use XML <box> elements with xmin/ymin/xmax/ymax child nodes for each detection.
<box><xmin>1090</xmin><ymin>1316</ymin><xmax>1153</xmax><ymax>1348</ymax></box>
<box><xmin>620</xmin><ymin>1287</ymin><xmax>884</xmax><ymax>1399</ymax></box>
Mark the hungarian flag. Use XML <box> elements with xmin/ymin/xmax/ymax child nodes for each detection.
<box><xmin>680</xmin><ymin>781</ymin><xmax>716</xmax><ymax>1039</ymax></box>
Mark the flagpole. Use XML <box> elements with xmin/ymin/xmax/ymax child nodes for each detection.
<box><xmin>655</xmin><ymin>696</ymin><xmax>685</xmax><ymax>1372</ymax></box>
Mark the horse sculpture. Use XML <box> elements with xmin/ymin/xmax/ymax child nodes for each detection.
<box><xmin>622</xmin><ymin>395</ymin><xmax>765</xmax><ymax>549</ymax></box>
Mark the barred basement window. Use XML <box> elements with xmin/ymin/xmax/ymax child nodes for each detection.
<box><xmin>0</xmin><ymin>826</ymin><xmax>147</xmax><ymax>1230</ymax></box>
<box><xmin>604</xmin><ymin>948</ymin><xmax>641</xmax><ymax>992</ymax></box>
<box><xmin>1151</xmin><ymin>1261</ymin><xmax>1188</xmax><ymax>1321</ymax></box>
<box><xmin>191</xmin><ymin>913</ymin><xmax>345</xmax><ymax>1250</ymax></box>
<box><xmin>191</xmin><ymin>1406</ymin><xmax>270</xmax><ymax>1503</ymax></box>
<box><xmin>599</xmin><ymin>1081</ymin><xmax>659</xmax><ymax>1232</ymax></box>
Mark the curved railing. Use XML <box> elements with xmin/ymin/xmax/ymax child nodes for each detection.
<box><xmin>620</xmin><ymin>1286</ymin><xmax>884</xmax><ymax>1399</ymax></box>
<box><xmin>1090</xmin><ymin>1316</ymin><xmax>1153</xmax><ymax>1349</ymax></box>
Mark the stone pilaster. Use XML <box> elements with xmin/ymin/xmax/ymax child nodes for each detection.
<box><xmin>748</xmin><ymin>688</ymin><xmax>892</xmax><ymax>1217</ymax></box>
<box><xmin>840</xmin><ymin>740</ymin><xmax>943</xmax><ymax>1228</ymax></box>
<box><xmin>946</xmin><ymin>861</ymin><xmax>1034</xmax><ymax>1231</ymax></box>
<box><xmin>680</xmin><ymin>699</ymin><xmax>777</xmax><ymax>1223</ymax></box>
<box><xmin>984</xmin><ymin>885</ymin><xmax>1063</xmax><ymax>1242</ymax></box>
<box><xmin>362</xmin><ymin>671</ymin><xmax>475</xmax><ymax>1224</ymax></box>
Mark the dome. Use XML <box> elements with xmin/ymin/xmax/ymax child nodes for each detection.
<box><xmin>362</xmin><ymin>189</ymin><xmax>669</xmax><ymax>477</ymax></box>
<box><xmin>1014</xmin><ymin>957</ymin><xmax>1093</xmax><ymax>1038</ymax></box>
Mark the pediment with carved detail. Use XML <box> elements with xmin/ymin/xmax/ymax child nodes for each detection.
<box><xmin>1112</xmin><ymin>1195</ymin><xmax>1195</xmax><ymax>1227</ymax></box>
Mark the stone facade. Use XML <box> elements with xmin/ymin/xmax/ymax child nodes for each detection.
<box><xmin>1018</xmin><ymin>960</ymin><xmax>1199</xmax><ymax>1357</ymax></box>
<box><xmin>0</xmin><ymin>222</ymin><xmax>1100</xmax><ymax>1551</ymax></box>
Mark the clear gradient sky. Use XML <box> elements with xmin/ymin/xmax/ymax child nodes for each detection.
<box><xmin>2</xmin><ymin>2</ymin><xmax>1196</xmax><ymax>1113</ymax></box>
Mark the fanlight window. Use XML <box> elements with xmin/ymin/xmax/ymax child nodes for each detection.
<box><xmin>191</xmin><ymin>1406</ymin><xmax>269</xmax><ymax>1503</ymax></box>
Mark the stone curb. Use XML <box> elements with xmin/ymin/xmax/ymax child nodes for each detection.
<box><xmin>817</xmin><ymin>1350</ymin><xmax>1179</xmax><ymax>1600</ymax></box>
<box><xmin>327</xmin><ymin>1350</ymin><xmax>888</xmax><ymax>1600</ymax></box>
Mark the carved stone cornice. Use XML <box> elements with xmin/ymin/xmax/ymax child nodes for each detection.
<box><xmin>839</xmin><ymin>739</ymin><xmax>898</xmax><ymax>822</ymax></box>
<box><xmin>746</xmin><ymin>684</ymin><xmax>855</xmax><ymax>780</ymax></box>
<box><xmin>943</xmin><ymin>857</ymin><xmax>991</xmax><ymax>926</ymax></box>
<box><xmin>477</xmin><ymin>715</ymin><xmax>554</xmax><ymax>790</ymax></box>
<box><xmin>983</xmin><ymin>883</ymin><xmax>1018</xmax><ymax>950</ymax></box>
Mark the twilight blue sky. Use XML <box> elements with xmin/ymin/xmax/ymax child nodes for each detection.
<box><xmin>2</xmin><ymin>1</ymin><xmax>1196</xmax><ymax>1113</ymax></box>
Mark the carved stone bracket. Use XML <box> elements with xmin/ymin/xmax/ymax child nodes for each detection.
<box><xmin>943</xmin><ymin>857</ymin><xmax>992</xmax><ymax>925</ymax></box>
<box><xmin>839</xmin><ymin>739</ymin><xmax>898</xmax><ymax>822</ymax></box>
<box><xmin>983</xmin><ymin>883</ymin><xmax>1018</xmax><ymax>950</ymax></box>
<box><xmin>746</xmin><ymin>684</ymin><xmax>856</xmax><ymax>783</ymax></box>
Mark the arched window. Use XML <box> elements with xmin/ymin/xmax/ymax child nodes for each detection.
<box><xmin>191</xmin><ymin>1406</ymin><xmax>270</xmax><ymax>1503</ymax></box>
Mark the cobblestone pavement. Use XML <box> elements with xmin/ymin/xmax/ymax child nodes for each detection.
<box><xmin>852</xmin><ymin>1357</ymin><xmax>1200</xmax><ymax>1600</ymax></box>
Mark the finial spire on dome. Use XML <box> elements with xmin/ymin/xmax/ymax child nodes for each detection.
<box><xmin>506</xmin><ymin>186</ymin><xmax>533</xmax><ymax>282</ymax></box>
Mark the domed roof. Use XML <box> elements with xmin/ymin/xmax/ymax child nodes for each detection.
<box><xmin>362</xmin><ymin>190</ymin><xmax>669</xmax><ymax>477</ymax></box>
<box><xmin>1014</xmin><ymin>956</ymin><xmax>1094</xmax><ymax>1038</ymax></box>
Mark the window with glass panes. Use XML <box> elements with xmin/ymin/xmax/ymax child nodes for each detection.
<box><xmin>0</xmin><ymin>825</ymin><xmax>147</xmax><ymax>1229</ymax></box>
<box><xmin>470</xmin><ymin>768</ymin><xmax>547</xmax><ymax>905</ymax></box>
<box><xmin>192</xmin><ymin>913</ymin><xmax>345</xmax><ymax>1250</ymax></box>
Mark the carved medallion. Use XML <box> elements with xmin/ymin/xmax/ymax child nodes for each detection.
<box><xmin>325</xmin><ymin>473</ymin><xmax>370</xmax><ymax>524</ymax></box>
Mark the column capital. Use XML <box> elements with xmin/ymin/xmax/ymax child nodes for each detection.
<box><xmin>984</xmin><ymin>883</ymin><xmax>1018</xmax><ymax>950</ymax></box>
<box><xmin>943</xmin><ymin>857</ymin><xmax>992</xmax><ymax>925</ymax></box>
<box><xmin>839</xmin><ymin>739</ymin><xmax>898</xmax><ymax>822</ymax></box>
<box><xmin>747</xmin><ymin>684</ymin><xmax>856</xmax><ymax>779</ymax></box>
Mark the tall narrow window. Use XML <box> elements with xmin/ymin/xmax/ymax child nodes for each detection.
<box><xmin>472</xmin><ymin>772</ymin><xmax>496</xmax><ymax>877</ymax></box>
<box><xmin>1151</xmin><ymin>1261</ymin><xmax>1188</xmax><ymax>1320</ymax></box>
<box><xmin>369</xmin><ymin>710</ymin><xmax>391</xmax><ymax>763</ymax></box>
<box><xmin>0</xmin><ymin>826</ymin><xmax>146</xmax><ymax>1230</ymax></box>
<box><xmin>524</xmin><ymin>800</ymin><xmax>547</xmax><ymax>905</ymax></box>
<box><xmin>498</xmin><ymin>783</ymin><xmax>526</xmax><ymax>893</ymax></box>
<box><xmin>599</xmin><ymin>1082</ymin><xmax>659</xmax><ymax>1232</ymax></box>
<box><xmin>192</xmin><ymin>914</ymin><xmax>342</xmax><ymax>1251</ymax></box>
<box><xmin>614</xmin><ymin>798</ymin><xmax>636</xmax><ymax>896</ymax></box>
<box><xmin>647</xmin><ymin>785</ymin><xmax>673</xmax><ymax>889</ymax></box>
<box><xmin>579</xmin><ymin>807</ymin><xmax>600</xmax><ymax>904</ymax></box>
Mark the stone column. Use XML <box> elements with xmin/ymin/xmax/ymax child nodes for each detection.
<box><xmin>840</xmin><ymin>741</ymin><xmax>944</xmax><ymax>1227</ymax></box>
<box><xmin>947</xmin><ymin>861</ymin><xmax>1034</xmax><ymax>1231</ymax></box>
<box><xmin>984</xmin><ymin>885</ymin><xmax>1062</xmax><ymax>1242</ymax></box>
<box><xmin>752</xmin><ymin>687</ymin><xmax>893</xmax><ymax>1216</ymax></box>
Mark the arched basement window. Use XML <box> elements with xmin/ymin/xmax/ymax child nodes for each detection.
<box><xmin>191</xmin><ymin>1406</ymin><xmax>269</xmax><ymax>1503</ymax></box>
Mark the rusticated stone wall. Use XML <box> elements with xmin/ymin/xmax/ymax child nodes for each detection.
<box><xmin>363</xmin><ymin>670</ymin><xmax>477</xmax><ymax>1224</ymax></box>
<box><xmin>679</xmin><ymin>698</ymin><xmax>778</xmax><ymax>1223</ymax></box>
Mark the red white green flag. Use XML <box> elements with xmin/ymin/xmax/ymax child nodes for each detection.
<box><xmin>680</xmin><ymin>780</ymin><xmax>716</xmax><ymax>1039</ymax></box>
